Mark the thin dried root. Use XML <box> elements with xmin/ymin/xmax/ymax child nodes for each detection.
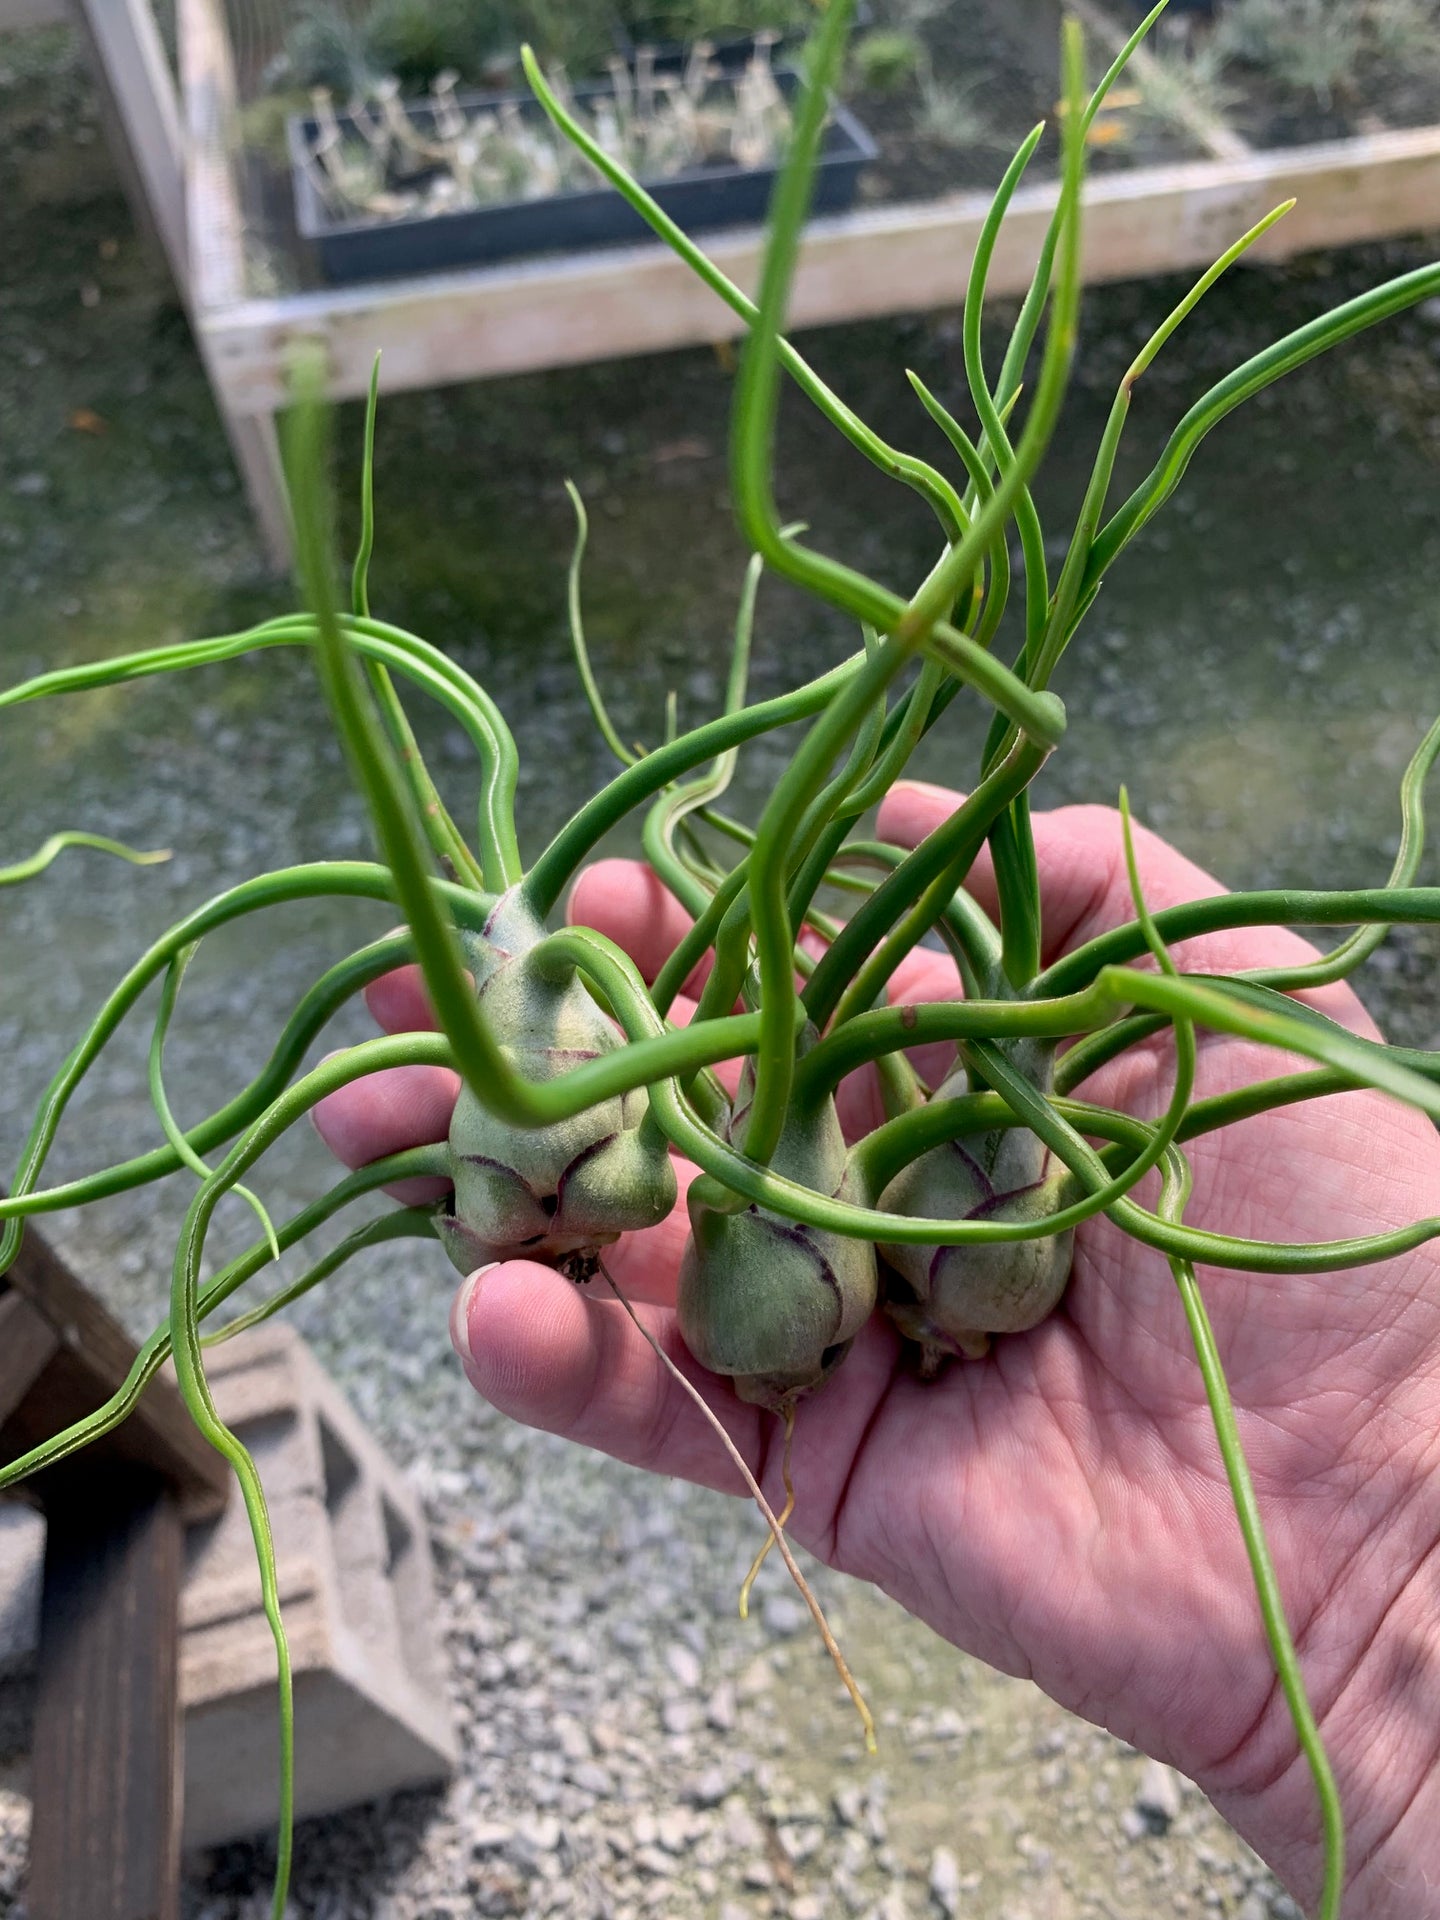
<box><xmin>600</xmin><ymin>1262</ymin><xmax>877</xmax><ymax>1755</ymax></box>
<box><xmin>738</xmin><ymin>1402</ymin><xmax>795</xmax><ymax>1619</ymax></box>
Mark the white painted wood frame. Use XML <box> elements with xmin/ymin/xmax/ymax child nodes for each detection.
<box><xmin>42</xmin><ymin>0</ymin><xmax>1430</xmax><ymax>566</ymax></box>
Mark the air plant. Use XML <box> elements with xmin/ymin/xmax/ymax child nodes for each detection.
<box><xmin>6</xmin><ymin>3</ymin><xmax>1440</xmax><ymax>1916</ymax></box>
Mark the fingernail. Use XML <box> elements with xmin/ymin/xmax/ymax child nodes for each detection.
<box><xmin>449</xmin><ymin>1263</ymin><xmax>497</xmax><ymax>1365</ymax></box>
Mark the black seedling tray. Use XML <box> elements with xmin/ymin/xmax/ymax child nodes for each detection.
<box><xmin>288</xmin><ymin>72</ymin><xmax>876</xmax><ymax>285</ymax></box>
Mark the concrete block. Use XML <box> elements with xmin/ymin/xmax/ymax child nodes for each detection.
<box><xmin>0</xmin><ymin>1324</ymin><xmax>456</xmax><ymax>1846</ymax></box>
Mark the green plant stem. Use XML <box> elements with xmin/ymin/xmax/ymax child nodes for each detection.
<box><xmin>1036</xmin><ymin>885</ymin><xmax>1440</xmax><ymax>999</ymax></box>
<box><xmin>1156</xmin><ymin>1160</ymin><xmax>1344</xmax><ymax>1920</ymax></box>
<box><xmin>150</xmin><ymin>945</ymin><xmax>281</xmax><ymax>1262</ymax></box>
<box><xmin>0</xmin><ymin>929</ymin><xmax>420</xmax><ymax>1217</ymax></box>
<box><xmin>0</xmin><ymin>866</ymin><xmax>488</xmax><ymax>1268</ymax></box>
<box><xmin>0</xmin><ymin>1147</ymin><xmax>448</xmax><ymax>1493</ymax></box>
<box><xmin>0</xmin><ymin>612</ymin><xmax>522</xmax><ymax>890</ymax></box>
<box><xmin>0</xmin><ymin>830</ymin><xmax>170</xmax><ymax>885</ymax></box>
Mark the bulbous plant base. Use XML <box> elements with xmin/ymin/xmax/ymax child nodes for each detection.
<box><xmin>877</xmin><ymin>1062</ymin><xmax>1075</xmax><ymax>1372</ymax></box>
<box><xmin>882</xmin><ymin>1227</ymin><xmax>1075</xmax><ymax>1375</ymax></box>
<box><xmin>678</xmin><ymin>1064</ymin><xmax>878</xmax><ymax>1413</ymax></box>
<box><xmin>438</xmin><ymin>891</ymin><xmax>677</xmax><ymax>1274</ymax></box>
<box><xmin>677</xmin><ymin>1197</ymin><xmax>865</xmax><ymax>1411</ymax></box>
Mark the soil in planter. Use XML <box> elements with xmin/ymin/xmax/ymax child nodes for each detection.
<box><xmin>843</xmin><ymin>0</ymin><xmax>1204</xmax><ymax>207</ymax></box>
<box><xmin>227</xmin><ymin>0</ymin><xmax>1212</xmax><ymax>298</ymax></box>
<box><xmin>1095</xmin><ymin>0</ymin><xmax>1440</xmax><ymax>151</ymax></box>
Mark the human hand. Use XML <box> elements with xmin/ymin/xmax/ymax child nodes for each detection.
<box><xmin>314</xmin><ymin>784</ymin><xmax>1440</xmax><ymax>1915</ymax></box>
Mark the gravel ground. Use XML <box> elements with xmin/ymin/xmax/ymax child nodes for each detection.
<box><xmin>4</xmin><ymin>19</ymin><xmax>1440</xmax><ymax>1920</ymax></box>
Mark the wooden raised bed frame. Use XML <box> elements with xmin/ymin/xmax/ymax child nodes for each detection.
<box><xmin>33</xmin><ymin>0</ymin><xmax>1440</xmax><ymax>565</ymax></box>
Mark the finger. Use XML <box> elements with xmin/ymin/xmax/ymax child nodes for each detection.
<box><xmin>311</xmin><ymin>1059</ymin><xmax>459</xmax><ymax>1202</ymax></box>
<box><xmin>449</xmin><ymin>1258</ymin><xmax>766</xmax><ymax>1496</ymax></box>
<box><xmin>364</xmin><ymin>963</ymin><xmax>443</xmax><ymax>1035</ymax></box>
<box><xmin>877</xmin><ymin>780</ymin><xmax>997</xmax><ymax>917</ymax></box>
<box><xmin>878</xmin><ymin>782</ymin><xmax>1366</xmax><ymax>1009</ymax></box>
<box><xmin>567</xmin><ymin>859</ymin><xmax>710</xmax><ymax>995</ymax></box>
<box><xmin>878</xmin><ymin>782</ymin><xmax>1230</xmax><ymax>953</ymax></box>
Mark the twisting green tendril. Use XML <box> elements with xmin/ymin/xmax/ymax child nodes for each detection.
<box><xmin>352</xmin><ymin>359</ymin><xmax>486</xmax><ymax>889</ymax></box>
<box><xmin>1088</xmin><ymin>259</ymin><xmax>1440</xmax><ymax>587</ymax></box>
<box><xmin>0</xmin><ymin>613</ymin><xmax>521</xmax><ymax>890</ymax></box>
<box><xmin>160</xmin><ymin>1036</ymin><xmax>466</xmax><ymax>1918</ymax></box>
<box><xmin>1037</xmin><ymin>198</ymin><xmax>1295</xmax><ymax>693</ymax></box>
<box><xmin>0</xmin><ymin>1146</ymin><xmax>448</xmax><ymax>1495</ymax></box>
<box><xmin>524</xmin><ymin>649</ymin><xmax>860</xmax><ymax>916</ymax></box>
<box><xmin>1157</xmin><ymin>1157</ymin><xmax>1344</xmax><ymax>1920</ymax></box>
<box><xmin>0</xmin><ymin>867</ymin><xmax>487</xmax><ymax>1266</ymax></box>
<box><xmin>1</xmin><ymin>929</ymin><xmax>422</xmax><ymax>1219</ymax></box>
<box><xmin>1241</xmin><ymin>705</ymin><xmax>1440</xmax><ymax>992</ymax></box>
<box><xmin>150</xmin><ymin>944</ymin><xmax>281</xmax><ymax>1263</ymax></box>
<box><xmin>956</xmin><ymin>1051</ymin><xmax>1440</xmax><ymax>1273</ymax></box>
<box><xmin>1034</xmin><ymin>883</ymin><xmax>1440</xmax><ymax>1001</ymax></box>
<box><xmin>564</xmin><ymin>480</ymin><xmax>639</xmax><ymax>769</ymax></box>
<box><xmin>643</xmin><ymin>546</ymin><xmax>764</xmax><ymax>915</ymax></box>
<box><xmin>204</xmin><ymin>1208</ymin><xmax>437</xmax><ymax>1348</ymax></box>
<box><xmin>519</xmin><ymin>53</ymin><xmax>967</xmax><ymax>547</ymax></box>
<box><xmin>352</xmin><ymin>354</ymin><xmax>381</xmax><ymax>620</ymax></box>
<box><xmin>1093</xmin><ymin>965</ymin><xmax>1440</xmax><ymax>1124</ymax></box>
<box><xmin>0</xmin><ymin>830</ymin><xmax>170</xmax><ymax>886</ymax></box>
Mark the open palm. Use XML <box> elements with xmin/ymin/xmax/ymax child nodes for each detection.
<box><xmin>315</xmin><ymin>783</ymin><xmax>1440</xmax><ymax>1916</ymax></box>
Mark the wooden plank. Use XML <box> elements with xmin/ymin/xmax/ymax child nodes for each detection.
<box><xmin>27</xmin><ymin>1471</ymin><xmax>182</xmax><ymax>1920</ymax></box>
<box><xmin>211</xmin><ymin>386</ymin><xmax>291</xmax><ymax>568</ymax></box>
<box><xmin>178</xmin><ymin>0</ymin><xmax>247</xmax><ymax>314</ymax></box>
<box><xmin>67</xmin><ymin>0</ymin><xmax>187</xmax><ymax>283</ymax></box>
<box><xmin>0</xmin><ymin>1288</ymin><xmax>60</xmax><ymax>1428</ymax></box>
<box><xmin>2</xmin><ymin>1225</ymin><xmax>229</xmax><ymax>1517</ymax></box>
<box><xmin>175</xmin><ymin>0</ymin><xmax>299</xmax><ymax>564</ymax></box>
<box><xmin>200</xmin><ymin>122</ymin><xmax>1440</xmax><ymax>412</ymax></box>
